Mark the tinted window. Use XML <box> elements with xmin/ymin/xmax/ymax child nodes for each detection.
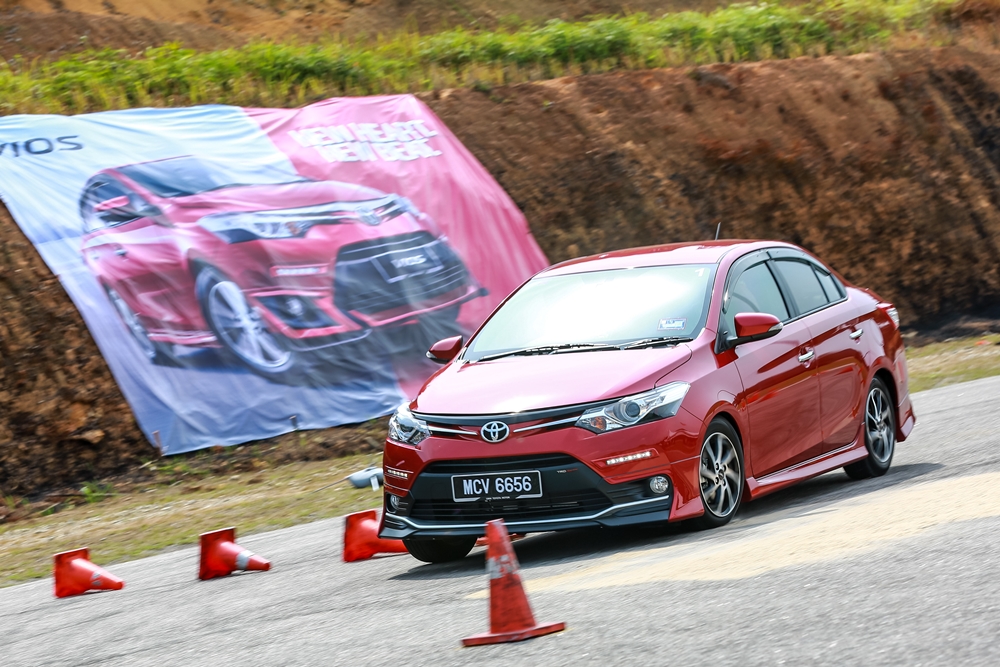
<box><xmin>723</xmin><ymin>262</ymin><xmax>790</xmax><ymax>335</ymax></box>
<box><xmin>81</xmin><ymin>180</ymin><xmax>145</xmax><ymax>230</ymax></box>
<box><xmin>465</xmin><ymin>264</ymin><xmax>716</xmax><ymax>360</ymax></box>
<box><xmin>774</xmin><ymin>259</ymin><xmax>829</xmax><ymax>314</ymax></box>
<box><xmin>118</xmin><ymin>157</ymin><xmax>309</xmax><ymax>198</ymax></box>
<box><xmin>816</xmin><ymin>269</ymin><xmax>843</xmax><ymax>301</ymax></box>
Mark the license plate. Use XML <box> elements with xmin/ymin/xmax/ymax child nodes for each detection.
<box><xmin>373</xmin><ymin>247</ymin><xmax>441</xmax><ymax>283</ymax></box>
<box><xmin>451</xmin><ymin>470</ymin><xmax>543</xmax><ymax>503</ymax></box>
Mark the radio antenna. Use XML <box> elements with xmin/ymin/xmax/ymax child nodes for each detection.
<box><xmin>714</xmin><ymin>222</ymin><xmax>721</xmax><ymax>240</ymax></box>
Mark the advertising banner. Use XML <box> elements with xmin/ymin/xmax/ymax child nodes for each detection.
<box><xmin>0</xmin><ymin>97</ymin><xmax>548</xmax><ymax>454</ymax></box>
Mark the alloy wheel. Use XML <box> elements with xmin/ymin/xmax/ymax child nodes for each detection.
<box><xmin>109</xmin><ymin>288</ymin><xmax>157</xmax><ymax>360</ymax></box>
<box><xmin>700</xmin><ymin>431</ymin><xmax>742</xmax><ymax>518</ymax></box>
<box><xmin>207</xmin><ymin>280</ymin><xmax>291</xmax><ymax>370</ymax></box>
<box><xmin>866</xmin><ymin>385</ymin><xmax>894</xmax><ymax>464</ymax></box>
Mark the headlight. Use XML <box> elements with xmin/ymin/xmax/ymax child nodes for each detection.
<box><xmin>197</xmin><ymin>196</ymin><xmax>406</xmax><ymax>243</ymax></box>
<box><xmin>388</xmin><ymin>403</ymin><xmax>429</xmax><ymax>446</ymax></box>
<box><xmin>198</xmin><ymin>210</ymin><xmax>316</xmax><ymax>243</ymax></box>
<box><xmin>575</xmin><ymin>382</ymin><xmax>690</xmax><ymax>434</ymax></box>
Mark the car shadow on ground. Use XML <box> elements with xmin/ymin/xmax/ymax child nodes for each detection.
<box><xmin>389</xmin><ymin>461</ymin><xmax>944</xmax><ymax>581</ymax></box>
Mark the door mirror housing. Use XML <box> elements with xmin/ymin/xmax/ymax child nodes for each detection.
<box><xmin>729</xmin><ymin>312</ymin><xmax>783</xmax><ymax>348</ymax></box>
<box><xmin>426</xmin><ymin>335</ymin><xmax>464</xmax><ymax>364</ymax></box>
<box><xmin>94</xmin><ymin>196</ymin><xmax>133</xmax><ymax>215</ymax></box>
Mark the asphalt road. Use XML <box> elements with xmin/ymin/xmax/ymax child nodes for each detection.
<box><xmin>4</xmin><ymin>376</ymin><xmax>1000</xmax><ymax>666</ymax></box>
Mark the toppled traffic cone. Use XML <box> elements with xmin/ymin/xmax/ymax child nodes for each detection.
<box><xmin>343</xmin><ymin>509</ymin><xmax>408</xmax><ymax>562</ymax></box>
<box><xmin>53</xmin><ymin>548</ymin><xmax>124</xmax><ymax>598</ymax></box>
<box><xmin>198</xmin><ymin>527</ymin><xmax>271</xmax><ymax>580</ymax></box>
<box><xmin>462</xmin><ymin>519</ymin><xmax>565</xmax><ymax>646</ymax></box>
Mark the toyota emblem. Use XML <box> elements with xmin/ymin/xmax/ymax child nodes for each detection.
<box><xmin>481</xmin><ymin>421</ymin><xmax>510</xmax><ymax>443</ymax></box>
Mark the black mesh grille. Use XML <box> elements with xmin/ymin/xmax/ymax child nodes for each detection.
<box><xmin>410</xmin><ymin>488</ymin><xmax>611</xmax><ymax>523</ymax></box>
<box><xmin>423</xmin><ymin>454</ymin><xmax>578</xmax><ymax>474</ymax></box>
<box><xmin>333</xmin><ymin>232</ymin><xmax>469</xmax><ymax>315</ymax></box>
<box><xmin>408</xmin><ymin>453</ymin><xmax>615</xmax><ymax>524</ymax></box>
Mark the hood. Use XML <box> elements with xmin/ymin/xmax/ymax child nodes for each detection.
<box><xmin>412</xmin><ymin>344</ymin><xmax>693</xmax><ymax>415</ymax></box>
<box><xmin>163</xmin><ymin>181</ymin><xmax>394</xmax><ymax>221</ymax></box>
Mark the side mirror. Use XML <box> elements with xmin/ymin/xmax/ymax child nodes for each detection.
<box><xmin>729</xmin><ymin>312</ymin><xmax>783</xmax><ymax>347</ymax></box>
<box><xmin>426</xmin><ymin>335</ymin><xmax>463</xmax><ymax>364</ymax></box>
<box><xmin>94</xmin><ymin>196</ymin><xmax>132</xmax><ymax>214</ymax></box>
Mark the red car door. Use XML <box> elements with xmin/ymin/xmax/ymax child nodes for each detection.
<box><xmin>721</xmin><ymin>256</ymin><xmax>823</xmax><ymax>478</ymax></box>
<box><xmin>81</xmin><ymin>179</ymin><xmax>188</xmax><ymax>330</ymax></box>
<box><xmin>771</xmin><ymin>254</ymin><xmax>868</xmax><ymax>453</ymax></box>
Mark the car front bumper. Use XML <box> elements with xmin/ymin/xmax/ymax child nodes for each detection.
<box><xmin>378</xmin><ymin>406</ymin><xmax>706</xmax><ymax>539</ymax></box>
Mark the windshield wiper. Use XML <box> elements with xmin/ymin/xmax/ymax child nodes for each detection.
<box><xmin>474</xmin><ymin>342</ymin><xmax>622</xmax><ymax>363</ymax></box>
<box><xmin>620</xmin><ymin>336</ymin><xmax>693</xmax><ymax>350</ymax></box>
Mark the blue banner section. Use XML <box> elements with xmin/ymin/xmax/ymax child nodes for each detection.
<box><xmin>0</xmin><ymin>98</ymin><xmax>548</xmax><ymax>453</ymax></box>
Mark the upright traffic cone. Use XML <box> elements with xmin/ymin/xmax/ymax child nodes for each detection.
<box><xmin>343</xmin><ymin>509</ymin><xmax>408</xmax><ymax>562</ymax></box>
<box><xmin>462</xmin><ymin>519</ymin><xmax>565</xmax><ymax>646</ymax></box>
<box><xmin>198</xmin><ymin>527</ymin><xmax>271</xmax><ymax>580</ymax></box>
<box><xmin>53</xmin><ymin>548</ymin><xmax>124</xmax><ymax>598</ymax></box>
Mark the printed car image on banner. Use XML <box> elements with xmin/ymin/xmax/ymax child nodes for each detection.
<box><xmin>0</xmin><ymin>97</ymin><xmax>549</xmax><ymax>454</ymax></box>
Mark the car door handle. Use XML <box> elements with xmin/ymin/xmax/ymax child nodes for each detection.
<box><xmin>798</xmin><ymin>350</ymin><xmax>815</xmax><ymax>363</ymax></box>
<box><xmin>849</xmin><ymin>329</ymin><xmax>864</xmax><ymax>339</ymax></box>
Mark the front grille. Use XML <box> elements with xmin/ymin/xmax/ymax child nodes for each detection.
<box><xmin>423</xmin><ymin>454</ymin><xmax>578</xmax><ymax>474</ymax></box>
<box><xmin>333</xmin><ymin>232</ymin><xmax>469</xmax><ymax>315</ymax></box>
<box><xmin>404</xmin><ymin>453</ymin><xmax>617</xmax><ymax>525</ymax></box>
<box><xmin>410</xmin><ymin>488</ymin><xmax>611</xmax><ymax>523</ymax></box>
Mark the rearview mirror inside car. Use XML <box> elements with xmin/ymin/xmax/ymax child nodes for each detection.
<box><xmin>426</xmin><ymin>335</ymin><xmax>464</xmax><ymax>364</ymax></box>
<box><xmin>729</xmin><ymin>312</ymin><xmax>783</xmax><ymax>348</ymax></box>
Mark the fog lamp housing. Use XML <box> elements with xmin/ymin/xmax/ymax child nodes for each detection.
<box><xmin>648</xmin><ymin>475</ymin><xmax>671</xmax><ymax>495</ymax></box>
<box><xmin>386</xmin><ymin>493</ymin><xmax>402</xmax><ymax>513</ymax></box>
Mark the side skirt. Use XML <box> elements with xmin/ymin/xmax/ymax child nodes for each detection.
<box><xmin>745</xmin><ymin>438</ymin><xmax>868</xmax><ymax>501</ymax></box>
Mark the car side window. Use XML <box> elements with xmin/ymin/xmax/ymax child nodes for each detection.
<box><xmin>81</xmin><ymin>180</ymin><xmax>147</xmax><ymax>228</ymax></box>
<box><xmin>815</xmin><ymin>267</ymin><xmax>843</xmax><ymax>301</ymax></box>
<box><xmin>773</xmin><ymin>259</ymin><xmax>829</xmax><ymax>315</ymax></box>
<box><xmin>723</xmin><ymin>262</ymin><xmax>790</xmax><ymax>336</ymax></box>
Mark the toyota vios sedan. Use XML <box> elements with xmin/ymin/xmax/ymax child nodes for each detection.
<box><xmin>380</xmin><ymin>241</ymin><xmax>916</xmax><ymax>563</ymax></box>
<box><xmin>80</xmin><ymin>156</ymin><xmax>479</xmax><ymax>380</ymax></box>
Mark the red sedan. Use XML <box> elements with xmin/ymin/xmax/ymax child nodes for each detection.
<box><xmin>80</xmin><ymin>156</ymin><xmax>479</xmax><ymax>380</ymax></box>
<box><xmin>380</xmin><ymin>240</ymin><xmax>915</xmax><ymax>563</ymax></box>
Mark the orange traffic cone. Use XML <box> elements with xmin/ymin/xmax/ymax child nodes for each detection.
<box><xmin>53</xmin><ymin>548</ymin><xmax>124</xmax><ymax>598</ymax></box>
<box><xmin>198</xmin><ymin>527</ymin><xmax>271</xmax><ymax>580</ymax></box>
<box><xmin>343</xmin><ymin>509</ymin><xmax>408</xmax><ymax>562</ymax></box>
<box><xmin>462</xmin><ymin>519</ymin><xmax>565</xmax><ymax>646</ymax></box>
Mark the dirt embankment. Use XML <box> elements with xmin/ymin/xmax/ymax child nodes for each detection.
<box><xmin>4</xmin><ymin>46</ymin><xmax>1000</xmax><ymax>497</ymax></box>
<box><xmin>427</xmin><ymin>47</ymin><xmax>1000</xmax><ymax>326</ymax></box>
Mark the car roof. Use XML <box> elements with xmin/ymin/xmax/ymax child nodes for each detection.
<box><xmin>539</xmin><ymin>240</ymin><xmax>796</xmax><ymax>277</ymax></box>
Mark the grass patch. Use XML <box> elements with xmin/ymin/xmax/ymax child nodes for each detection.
<box><xmin>0</xmin><ymin>0</ymin><xmax>989</xmax><ymax>115</ymax></box>
<box><xmin>0</xmin><ymin>451</ymin><xmax>385</xmax><ymax>586</ymax></box>
<box><xmin>906</xmin><ymin>333</ymin><xmax>1000</xmax><ymax>392</ymax></box>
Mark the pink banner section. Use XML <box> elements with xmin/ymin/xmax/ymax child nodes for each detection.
<box><xmin>247</xmin><ymin>96</ymin><xmax>549</xmax><ymax>335</ymax></box>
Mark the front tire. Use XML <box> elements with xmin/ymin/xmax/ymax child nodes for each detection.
<box><xmin>693</xmin><ymin>418</ymin><xmax>745</xmax><ymax>530</ymax></box>
<box><xmin>403</xmin><ymin>535</ymin><xmax>477</xmax><ymax>564</ymax></box>
<box><xmin>196</xmin><ymin>267</ymin><xmax>298</xmax><ymax>380</ymax></box>
<box><xmin>844</xmin><ymin>377</ymin><xmax>896</xmax><ymax>480</ymax></box>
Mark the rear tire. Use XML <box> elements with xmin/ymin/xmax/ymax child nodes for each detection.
<box><xmin>403</xmin><ymin>535</ymin><xmax>477</xmax><ymax>564</ymax></box>
<box><xmin>844</xmin><ymin>377</ymin><xmax>896</xmax><ymax>480</ymax></box>
<box><xmin>692</xmin><ymin>418</ymin><xmax>745</xmax><ymax>530</ymax></box>
<box><xmin>106</xmin><ymin>287</ymin><xmax>177</xmax><ymax>366</ymax></box>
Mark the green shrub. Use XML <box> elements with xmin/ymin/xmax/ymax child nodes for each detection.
<box><xmin>0</xmin><ymin>0</ymin><xmax>969</xmax><ymax>114</ymax></box>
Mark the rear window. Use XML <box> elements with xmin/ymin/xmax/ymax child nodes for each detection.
<box><xmin>773</xmin><ymin>259</ymin><xmax>829</xmax><ymax>314</ymax></box>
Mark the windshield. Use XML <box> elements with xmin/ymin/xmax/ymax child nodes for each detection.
<box><xmin>465</xmin><ymin>264</ymin><xmax>716</xmax><ymax>361</ymax></box>
<box><xmin>118</xmin><ymin>157</ymin><xmax>311</xmax><ymax>198</ymax></box>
